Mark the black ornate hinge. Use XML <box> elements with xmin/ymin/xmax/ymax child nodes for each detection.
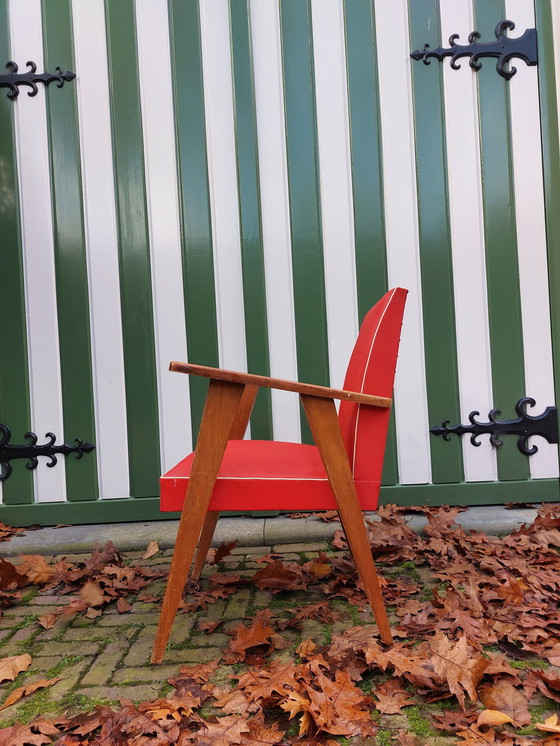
<box><xmin>0</xmin><ymin>425</ymin><xmax>94</xmax><ymax>481</ymax></box>
<box><xmin>410</xmin><ymin>20</ymin><xmax>537</xmax><ymax>80</ymax></box>
<box><xmin>0</xmin><ymin>60</ymin><xmax>76</xmax><ymax>100</ymax></box>
<box><xmin>430</xmin><ymin>397</ymin><xmax>558</xmax><ymax>456</ymax></box>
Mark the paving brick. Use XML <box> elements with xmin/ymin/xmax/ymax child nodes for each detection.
<box><xmin>80</xmin><ymin>684</ymin><xmax>162</xmax><ymax>702</ymax></box>
<box><xmin>122</xmin><ymin>627</ymin><xmax>157</xmax><ymax>667</ymax></box>
<box><xmin>165</xmin><ymin>647</ymin><xmax>221</xmax><ymax>664</ymax></box>
<box><xmin>185</xmin><ymin>632</ymin><xmax>228</xmax><ymax>648</ymax></box>
<box><xmin>81</xmin><ymin>641</ymin><xmax>129</xmax><ymax>687</ymax></box>
<box><xmin>2</xmin><ymin>605</ymin><xmax>45</xmax><ymax>617</ymax></box>
<box><xmin>167</xmin><ymin>617</ymin><xmax>194</xmax><ymax>647</ymax></box>
<box><xmin>34</xmin><ymin>595</ymin><xmax>75</xmax><ymax>605</ymax></box>
<box><xmin>28</xmin><ymin>656</ymin><xmax>62</xmax><ymax>671</ymax></box>
<box><xmin>300</xmin><ymin>620</ymin><xmax>327</xmax><ymax>644</ymax></box>
<box><xmin>231</xmin><ymin>545</ymin><xmax>271</xmax><ymax>555</ymax></box>
<box><xmin>0</xmin><ymin>625</ymin><xmax>38</xmax><ymax>652</ymax></box>
<box><xmin>272</xmin><ymin>542</ymin><xmax>327</xmax><ymax>554</ymax></box>
<box><xmin>96</xmin><ymin>612</ymin><xmax>160</xmax><ymax>626</ymax></box>
<box><xmin>223</xmin><ymin>590</ymin><xmax>250</xmax><ymax>620</ymax></box>
<box><xmin>64</xmin><ymin>627</ymin><xmax>118</xmax><ymax>641</ymax></box>
<box><xmin>253</xmin><ymin>591</ymin><xmax>272</xmax><ymax>608</ymax></box>
<box><xmin>34</xmin><ymin>640</ymin><xmax>102</xmax><ymax>657</ymax></box>
<box><xmin>36</xmin><ymin>616</ymin><xmax>73</xmax><ymax>641</ymax></box>
<box><xmin>112</xmin><ymin>664</ymin><xmax>180</xmax><ymax>684</ymax></box>
<box><xmin>204</xmin><ymin>601</ymin><xmax>226</xmax><ymax>622</ymax></box>
<box><xmin>48</xmin><ymin>661</ymin><xmax>91</xmax><ymax>698</ymax></box>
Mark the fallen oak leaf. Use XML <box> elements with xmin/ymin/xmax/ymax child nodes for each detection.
<box><xmin>210</xmin><ymin>540</ymin><xmax>238</xmax><ymax>565</ymax></box>
<box><xmin>142</xmin><ymin>541</ymin><xmax>160</xmax><ymax>559</ymax></box>
<box><xmin>0</xmin><ymin>677</ymin><xmax>60</xmax><ymax>711</ymax></box>
<box><xmin>14</xmin><ymin>555</ymin><xmax>55</xmax><ymax>585</ymax></box>
<box><xmin>427</xmin><ymin>632</ymin><xmax>489</xmax><ymax>710</ymax></box>
<box><xmin>224</xmin><ymin>611</ymin><xmax>280</xmax><ymax>664</ymax></box>
<box><xmin>0</xmin><ymin>559</ymin><xmax>29</xmax><ymax>590</ymax></box>
<box><xmin>0</xmin><ymin>654</ymin><xmax>31</xmax><ymax>683</ymax></box>
<box><xmin>372</xmin><ymin>678</ymin><xmax>415</xmax><ymax>714</ymax></box>
<box><xmin>195</xmin><ymin>714</ymin><xmax>250</xmax><ymax>745</ymax></box>
<box><xmin>478</xmin><ymin>679</ymin><xmax>531</xmax><ymax>727</ymax></box>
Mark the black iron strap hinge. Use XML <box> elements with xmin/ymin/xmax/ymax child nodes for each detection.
<box><xmin>411</xmin><ymin>20</ymin><xmax>537</xmax><ymax>80</ymax></box>
<box><xmin>0</xmin><ymin>60</ymin><xmax>75</xmax><ymax>100</ymax></box>
<box><xmin>0</xmin><ymin>425</ymin><xmax>94</xmax><ymax>481</ymax></box>
<box><xmin>430</xmin><ymin>397</ymin><xmax>558</xmax><ymax>456</ymax></box>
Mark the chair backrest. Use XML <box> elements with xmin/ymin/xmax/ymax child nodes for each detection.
<box><xmin>338</xmin><ymin>287</ymin><xmax>408</xmax><ymax>484</ymax></box>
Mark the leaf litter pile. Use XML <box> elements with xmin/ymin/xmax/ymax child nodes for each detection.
<box><xmin>0</xmin><ymin>506</ymin><xmax>560</xmax><ymax>743</ymax></box>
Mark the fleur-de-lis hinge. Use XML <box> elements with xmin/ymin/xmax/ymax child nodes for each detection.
<box><xmin>0</xmin><ymin>425</ymin><xmax>94</xmax><ymax>481</ymax></box>
<box><xmin>410</xmin><ymin>20</ymin><xmax>537</xmax><ymax>80</ymax></box>
<box><xmin>430</xmin><ymin>398</ymin><xmax>558</xmax><ymax>456</ymax></box>
<box><xmin>0</xmin><ymin>60</ymin><xmax>76</xmax><ymax>100</ymax></box>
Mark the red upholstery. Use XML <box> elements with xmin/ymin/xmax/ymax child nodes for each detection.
<box><xmin>160</xmin><ymin>441</ymin><xmax>380</xmax><ymax>511</ymax></box>
<box><xmin>159</xmin><ymin>287</ymin><xmax>407</xmax><ymax>514</ymax></box>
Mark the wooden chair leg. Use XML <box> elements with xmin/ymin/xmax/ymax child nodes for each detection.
<box><xmin>300</xmin><ymin>394</ymin><xmax>393</xmax><ymax>646</ymax></box>
<box><xmin>151</xmin><ymin>380</ymin><xmax>245</xmax><ymax>664</ymax></box>
<box><xmin>191</xmin><ymin>511</ymin><xmax>219</xmax><ymax>582</ymax></box>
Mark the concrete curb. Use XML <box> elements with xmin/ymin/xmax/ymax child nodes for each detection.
<box><xmin>0</xmin><ymin>505</ymin><xmax>541</xmax><ymax>557</ymax></box>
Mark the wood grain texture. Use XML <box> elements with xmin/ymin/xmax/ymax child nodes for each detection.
<box><xmin>301</xmin><ymin>393</ymin><xmax>393</xmax><ymax>645</ymax></box>
<box><xmin>170</xmin><ymin>362</ymin><xmax>391</xmax><ymax>407</ymax></box>
<box><xmin>151</xmin><ymin>379</ymin><xmax>245</xmax><ymax>663</ymax></box>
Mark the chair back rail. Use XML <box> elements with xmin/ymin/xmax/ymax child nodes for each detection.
<box><xmin>338</xmin><ymin>287</ymin><xmax>408</xmax><ymax>484</ymax></box>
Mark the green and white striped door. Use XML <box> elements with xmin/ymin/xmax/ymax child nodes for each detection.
<box><xmin>1</xmin><ymin>0</ymin><xmax>559</xmax><ymax>525</ymax></box>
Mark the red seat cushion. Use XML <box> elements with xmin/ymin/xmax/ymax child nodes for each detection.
<box><xmin>160</xmin><ymin>440</ymin><xmax>380</xmax><ymax>512</ymax></box>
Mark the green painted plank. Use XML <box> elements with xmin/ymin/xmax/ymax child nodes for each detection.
<box><xmin>279</xmin><ymin>0</ymin><xmax>329</xmax><ymax>443</ymax></box>
<box><xmin>380</xmin><ymin>478</ymin><xmax>559</xmax><ymax>506</ymax></box>
<box><xmin>343</xmin><ymin>0</ymin><xmax>398</xmax><ymax>486</ymax></box>
<box><xmin>473</xmin><ymin>0</ymin><xmax>529</xmax><ymax>481</ymax></box>
<box><xmin>535</xmin><ymin>0</ymin><xmax>560</xmax><ymax>479</ymax></box>
<box><xmin>408</xmin><ymin>0</ymin><xmax>463</xmax><ymax>484</ymax></box>
<box><xmin>0</xmin><ymin>0</ymin><xmax>34</xmax><ymax>504</ymax></box>
<box><xmin>168</xmin><ymin>0</ymin><xmax>219</xmax><ymax>442</ymax></box>
<box><xmin>42</xmin><ymin>0</ymin><xmax>98</xmax><ymax>501</ymax></box>
<box><xmin>1</xmin><ymin>475</ymin><xmax>557</xmax><ymax>526</ymax></box>
<box><xmin>229</xmin><ymin>0</ymin><xmax>272</xmax><ymax>440</ymax></box>
<box><xmin>105</xmin><ymin>0</ymin><xmax>160</xmax><ymax>496</ymax></box>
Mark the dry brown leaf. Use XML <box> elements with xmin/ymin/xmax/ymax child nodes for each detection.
<box><xmin>536</xmin><ymin>714</ymin><xmax>560</xmax><ymax>733</ymax></box>
<box><xmin>37</xmin><ymin>613</ymin><xmax>57</xmax><ymax>630</ymax></box>
<box><xmin>15</xmin><ymin>555</ymin><xmax>55</xmax><ymax>585</ymax></box>
<box><xmin>0</xmin><ymin>654</ymin><xmax>31</xmax><ymax>683</ymax></box>
<box><xmin>142</xmin><ymin>541</ymin><xmax>160</xmax><ymax>559</ymax></box>
<box><xmin>478</xmin><ymin>679</ymin><xmax>531</xmax><ymax>727</ymax></box>
<box><xmin>116</xmin><ymin>597</ymin><xmax>132</xmax><ymax>613</ymax></box>
<box><xmin>79</xmin><ymin>580</ymin><xmax>106</xmax><ymax>607</ymax></box>
<box><xmin>0</xmin><ymin>677</ymin><xmax>60</xmax><ymax>711</ymax></box>
<box><xmin>476</xmin><ymin>710</ymin><xmax>514</xmax><ymax>727</ymax></box>
<box><xmin>373</xmin><ymin>678</ymin><xmax>415</xmax><ymax>714</ymax></box>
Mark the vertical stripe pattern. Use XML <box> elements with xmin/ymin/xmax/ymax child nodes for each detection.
<box><xmin>0</xmin><ymin>0</ymin><xmax>558</xmax><ymax>517</ymax></box>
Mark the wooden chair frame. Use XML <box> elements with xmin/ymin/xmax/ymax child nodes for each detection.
<box><xmin>151</xmin><ymin>362</ymin><xmax>394</xmax><ymax>664</ymax></box>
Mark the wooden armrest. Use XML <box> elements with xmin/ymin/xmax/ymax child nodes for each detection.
<box><xmin>169</xmin><ymin>362</ymin><xmax>391</xmax><ymax>408</ymax></box>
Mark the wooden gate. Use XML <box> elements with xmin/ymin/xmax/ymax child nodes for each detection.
<box><xmin>0</xmin><ymin>0</ymin><xmax>559</xmax><ymax>525</ymax></box>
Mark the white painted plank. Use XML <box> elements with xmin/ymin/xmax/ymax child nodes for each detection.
<box><xmin>310</xmin><ymin>0</ymin><xmax>358</xmax><ymax>389</ymax></box>
<box><xmin>199</xmin><ymin>0</ymin><xmax>248</xmax><ymax>383</ymax></box>
<box><xmin>505</xmin><ymin>0</ymin><xmax>558</xmax><ymax>478</ymax></box>
<box><xmin>374</xmin><ymin>0</ymin><xmax>431</xmax><ymax>484</ymax></box>
<box><xmin>135</xmin><ymin>0</ymin><xmax>192</xmax><ymax>470</ymax></box>
<box><xmin>439</xmin><ymin>0</ymin><xmax>497</xmax><ymax>482</ymax></box>
<box><xmin>250</xmin><ymin>0</ymin><xmax>301</xmax><ymax>443</ymax></box>
<box><xmin>10</xmin><ymin>0</ymin><xmax>66</xmax><ymax>502</ymax></box>
<box><xmin>72</xmin><ymin>0</ymin><xmax>129</xmax><ymax>499</ymax></box>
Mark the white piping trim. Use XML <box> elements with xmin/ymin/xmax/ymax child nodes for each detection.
<box><xmin>350</xmin><ymin>288</ymin><xmax>398</xmax><ymax>474</ymax></box>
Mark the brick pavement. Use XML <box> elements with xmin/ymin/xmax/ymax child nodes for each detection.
<box><xmin>0</xmin><ymin>541</ymin><xmax>456</xmax><ymax>744</ymax></box>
